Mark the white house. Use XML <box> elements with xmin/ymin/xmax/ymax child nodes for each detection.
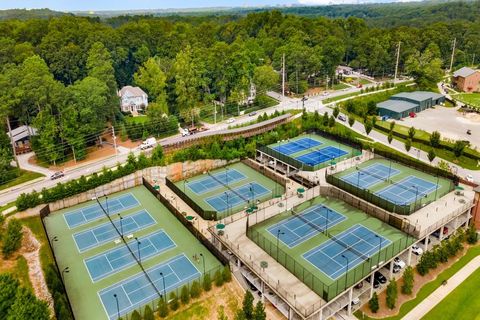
<box><xmin>118</xmin><ymin>86</ymin><xmax>148</xmax><ymax>114</ymax></box>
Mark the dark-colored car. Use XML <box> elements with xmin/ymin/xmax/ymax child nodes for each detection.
<box><xmin>50</xmin><ymin>171</ymin><xmax>64</xmax><ymax>180</ymax></box>
<box><xmin>432</xmin><ymin>227</ymin><xmax>449</xmax><ymax>239</ymax></box>
<box><xmin>374</xmin><ymin>272</ymin><xmax>387</xmax><ymax>284</ymax></box>
<box><xmin>248</xmin><ymin>112</ymin><xmax>257</xmax><ymax>117</ymax></box>
<box><xmin>366</xmin><ymin>275</ymin><xmax>380</xmax><ymax>288</ymax></box>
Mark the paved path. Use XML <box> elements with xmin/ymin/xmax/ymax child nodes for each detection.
<box><xmin>401</xmin><ymin>255</ymin><xmax>480</xmax><ymax>320</ymax></box>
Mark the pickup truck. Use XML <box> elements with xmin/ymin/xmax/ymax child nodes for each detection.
<box><xmin>139</xmin><ymin>137</ymin><xmax>157</xmax><ymax>150</ymax></box>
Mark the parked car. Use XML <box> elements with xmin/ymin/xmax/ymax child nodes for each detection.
<box><xmin>366</xmin><ymin>276</ymin><xmax>380</xmax><ymax>288</ymax></box>
<box><xmin>140</xmin><ymin>137</ymin><xmax>156</xmax><ymax>150</ymax></box>
<box><xmin>465</xmin><ymin>174</ymin><xmax>474</xmax><ymax>183</ymax></box>
<box><xmin>226</xmin><ymin>117</ymin><xmax>235</xmax><ymax>124</ymax></box>
<box><xmin>392</xmin><ymin>264</ymin><xmax>401</xmax><ymax>274</ymax></box>
<box><xmin>338</xmin><ymin>114</ymin><xmax>347</xmax><ymax>121</ymax></box>
<box><xmin>354</xmin><ymin>282</ymin><xmax>364</xmax><ymax>289</ymax></box>
<box><xmin>432</xmin><ymin>227</ymin><xmax>449</xmax><ymax>239</ymax></box>
<box><xmin>248</xmin><ymin>112</ymin><xmax>257</xmax><ymax>117</ymax></box>
<box><xmin>374</xmin><ymin>271</ymin><xmax>387</xmax><ymax>284</ymax></box>
<box><xmin>181</xmin><ymin>128</ymin><xmax>190</xmax><ymax>137</ymax></box>
<box><xmin>50</xmin><ymin>171</ymin><xmax>64</xmax><ymax>180</ymax></box>
<box><xmin>412</xmin><ymin>245</ymin><xmax>423</xmax><ymax>255</ymax></box>
<box><xmin>344</xmin><ymin>297</ymin><xmax>361</xmax><ymax>310</ymax></box>
<box><xmin>394</xmin><ymin>257</ymin><xmax>406</xmax><ymax>269</ymax></box>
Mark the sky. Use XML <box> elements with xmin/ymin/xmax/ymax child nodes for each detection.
<box><xmin>0</xmin><ymin>0</ymin><xmax>414</xmax><ymax>11</ymax></box>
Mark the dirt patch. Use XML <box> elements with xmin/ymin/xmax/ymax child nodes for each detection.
<box><xmin>462</xmin><ymin>112</ymin><xmax>480</xmax><ymax>123</ymax></box>
<box><xmin>19</xmin><ymin>226</ymin><xmax>54</xmax><ymax>313</ymax></box>
<box><xmin>360</xmin><ymin>245</ymin><xmax>470</xmax><ymax>318</ymax></box>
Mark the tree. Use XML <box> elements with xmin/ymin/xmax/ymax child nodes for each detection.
<box><xmin>190</xmin><ymin>280</ymin><xmax>202</xmax><ymax>299</ymax></box>
<box><xmin>134</xmin><ymin>57</ymin><xmax>168</xmax><ymax>111</ymax></box>
<box><xmin>364</xmin><ymin>120</ymin><xmax>373</xmax><ymax>135</ymax></box>
<box><xmin>180</xmin><ymin>285</ymin><xmax>190</xmax><ymax>304</ymax></box>
<box><xmin>0</xmin><ymin>274</ymin><xmax>19</xmax><ymax>318</ymax></box>
<box><xmin>253</xmin><ymin>65</ymin><xmax>279</xmax><ymax>92</ymax></box>
<box><xmin>173</xmin><ymin>45</ymin><xmax>200</xmax><ymax>123</ymax></box>
<box><xmin>408</xmin><ymin>126</ymin><xmax>416</xmax><ymax>140</ymax></box>
<box><xmin>427</xmin><ymin>149</ymin><xmax>436</xmax><ymax>163</ymax></box>
<box><xmin>6</xmin><ymin>287</ymin><xmax>49</xmax><ymax>320</ymax></box>
<box><xmin>2</xmin><ymin>219</ymin><xmax>23</xmax><ymax>258</ymax></box>
<box><xmin>214</xmin><ymin>269</ymin><xmax>224</xmax><ymax>287</ymax></box>
<box><xmin>388</xmin><ymin>132</ymin><xmax>393</xmax><ymax>144</ymax></box>
<box><xmin>222</xmin><ymin>266</ymin><xmax>232</xmax><ymax>283</ymax></box>
<box><xmin>367</xmin><ymin>100</ymin><xmax>377</xmax><ymax>115</ymax></box>
<box><xmin>430</xmin><ymin>131</ymin><xmax>441</xmax><ymax>148</ymax></box>
<box><xmin>328</xmin><ymin>115</ymin><xmax>336</xmax><ymax>127</ymax></box>
<box><xmin>386</xmin><ymin>278</ymin><xmax>398</xmax><ymax>309</ymax></box>
<box><xmin>151</xmin><ymin>145</ymin><xmax>164</xmax><ymax>165</ymax></box>
<box><xmin>405</xmin><ymin>138</ymin><xmax>412</xmax><ymax>152</ymax></box>
<box><xmin>143</xmin><ymin>305</ymin><xmax>154</xmax><ymax>320</ymax></box>
<box><xmin>169</xmin><ymin>292</ymin><xmax>179</xmax><ymax>311</ymax></box>
<box><xmin>157</xmin><ymin>298</ymin><xmax>169</xmax><ymax>318</ymax></box>
<box><xmin>218</xmin><ymin>305</ymin><xmax>228</xmax><ymax>320</ymax></box>
<box><xmin>369</xmin><ymin>292</ymin><xmax>379</xmax><ymax>313</ymax></box>
<box><xmin>333</xmin><ymin>106</ymin><xmax>340</xmax><ymax>118</ymax></box>
<box><xmin>322</xmin><ymin>112</ymin><xmax>329</xmax><ymax>126</ymax></box>
<box><xmin>202</xmin><ymin>273</ymin><xmax>212</xmax><ymax>292</ymax></box>
<box><xmin>466</xmin><ymin>224</ymin><xmax>478</xmax><ymax>244</ymax></box>
<box><xmin>401</xmin><ymin>266</ymin><xmax>414</xmax><ymax>294</ymax></box>
<box><xmin>130</xmin><ymin>310</ymin><xmax>142</xmax><ymax>320</ymax></box>
<box><xmin>453</xmin><ymin>140</ymin><xmax>467</xmax><ymax>158</ymax></box>
<box><xmin>242</xmin><ymin>291</ymin><xmax>255</xmax><ymax>319</ymax></box>
<box><xmin>348</xmin><ymin>116</ymin><xmax>355</xmax><ymax>127</ymax></box>
<box><xmin>389</xmin><ymin>121</ymin><xmax>396</xmax><ymax>131</ymax></box>
<box><xmin>253</xmin><ymin>301</ymin><xmax>266</xmax><ymax>320</ymax></box>
<box><xmin>405</xmin><ymin>43</ymin><xmax>444</xmax><ymax>89</ymax></box>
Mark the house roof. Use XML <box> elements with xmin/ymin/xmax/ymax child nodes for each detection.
<box><xmin>377</xmin><ymin>100</ymin><xmax>418</xmax><ymax>113</ymax></box>
<box><xmin>391</xmin><ymin>91</ymin><xmax>444</xmax><ymax>103</ymax></box>
<box><xmin>7</xmin><ymin>125</ymin><xmax>38</xmax><ymax>142</ymax></box>
<box><xmin>118</xmin><ymin>86</ymin><xmax>147</xmax><ymax>97</ymax></box>
<box><xmin>453</xmin><ymin>67</ymin><xmax>477</xmax><ymax>78</ymax></box>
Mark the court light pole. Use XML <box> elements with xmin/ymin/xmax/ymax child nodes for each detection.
<box><xmin>374</xmin><ymin>235</ymin><xmax>383</xmax><ymax>267</ymax></box>
<box><xmin>341</xmin><ymin>254</ymin><xmax>350</xmax><ymax>290</ymax></box>
<box><xmin>159</xmin><ymin>272</ymin><xmax>167</xmax><ymax>302</ymax></box>
<box><xmin>135</xmin><ymin>238</ymin><xmax>142</xmax><ymax>264</ymax></box>
<box><xmin>199</xmin><ymin>253</ymin><xmax>206</xmax><ymax>275</ymax></box>
<box><xmin>105</xmin><ymin>196</ymin><xmax>110</xmax><ymax>216</ymax></box>
<box><xmin>61</xmin><ymin>267</ymin><xmax>70</xmax><ymax>280</ymax></box>
<box><xmin>118</xmin><ymin>214</ymin><xmax>124</xmax><ymax>238</ymax></box>
<box><xmin>322</xmin><ymin>205</ymin><xmax>329</xmax><ymax>235</ymax></box>
<box><xmin>276</xmin><ymin>229</ymin><xmax>285</xmax><ymax>259</ymax></box>
<box><xmin>113</xmin><ymin>294</ymin><xmax>120</xmax><ymax>320</ymax></box>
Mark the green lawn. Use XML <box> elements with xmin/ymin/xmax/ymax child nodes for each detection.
<box><xmin>452</xmin><ymin>93</ymin><xmax>480</xmax><ymax>109</ymax></box>
<box><xmin>324</xmin><ymin>91</ymin><xmax>362</xmax><ymax>104</ymax></box>
<box><xmin>124</xmin><ymin>115</ymin><xmax>149</xmax><ymax>124</ymax></box>
<box><xmin>422</xmin><ymin>267</ymin><xmax>480</xmax><ymax>320</ymax></box>
<box><xmin>0</xmin><ymin>169</ymin><xmax>44</xmax><ymax>191</ymax></box>
<box><xmin>332</xmin><ymin>82</ymin><xmax>350</xmax><ymax>90</ymax></box>
<box><xmin>354</xmin><ymin>245</ymin><xmax>480</xmax><ymax>320</ymax></box>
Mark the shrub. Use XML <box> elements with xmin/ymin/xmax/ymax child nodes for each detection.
<box><xmin>190</xmin><ymin>281</ymin><xmax>202</xmax><ymax>299</ymax></box>
<box><xmin>348</xmin><ymin>116</ymin><xmax>355</xmax><ymax>127</ymax></box>
<box><xmin>369</xmin><ymin>292</ymin><xmax>379</xmax><ymax>313</ymax></box>
<box><xmin>202</xmin><ymin>273</ymin><xmax>212</xmax><ymax>292</ymax></box>
<box><xmin>427</xmin><ymin>149</ymin><xmax>436</xmax><ymax>162</ymax></box>
<box><xmin>2</xmin><ymin>219</ymin><xmax>23</xmax><ymax>258</ymax></box>
<box><xmin>157</xmin><ymin>298</ymin><xmax>169</xmax><ymax>318</ymax></box>
<box><xmin>222</xmin><ymin>266</ymin><xmax>232</xmax><ymax>283</ymax></box>
<box><xmin>333</xmin><ymin>106</ymin><xmax>340</xmax><ymax>118</ymax></box>
<box><xmin>180</xmin><ymin>285</ymin><xmax>190</xmax><ymax>304</ymax></box>
<box><xmin>386</xmin><ymin>278</ymin><xmax>398</xmax><ymax>309</ymax></box>
<box><xmin>466</xmin><ymin>225</ymin><xmax>478</xmax><ymax>244</ymax></box>
<box><xmin>405</xmin><ymin>139</ymin><xmax>412</xmax><ymax>152</ymax></box>
<box><xmin>214</xmin><ymin>270</ymin><xmax>224</xmax><ymax>287</ymax></box>
<box><xmin>169</xmin><ymin>292</ymin><xmax>179</xmax><ymax>311</ymax></box>
<box><xmin>401</xmin><ymin>266</ymin><xmax>414</xmax><ymax>294</ymax></box>
<box><xmin>430</xmin><ymin>131</ymin><xmax>441</xmax><ymax>147</ymax></box>
<box><xmin>242</xmin><ymin>291</ymin><xmax>255</xmax><ymax>319</ymax></box>
<box><xmin>130</xmin><ymin>310</ymin><xmax>141</xmax><ymax>320</ymax></box>
<box><xmin>408</xmin><ymin>126</ymin><xmax>416</xmax><ymax>139</ymax></box>
<box><xmin>143</xmin><ymin>305</ymin><xmax>154</xmax><ymax>320</ymax></box>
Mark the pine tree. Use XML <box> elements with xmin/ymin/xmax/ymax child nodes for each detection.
<box><xmin>242</xmin><ymin>291</ymin><xmax>254</xmax><ymax>319</ymax></box>
<box><xmin>158</xmin><ymin>298</ymin><xmax>169</xmax><ymax>318</ymax></box>
<box><xmin>369</xmin><ymin>292</ymin><xmax>379</xmax><ymax>313</ymax></box>
<box><xmin>253</xmin><ymin>301</ymin><xmax>266</xmax><ymax>320</ymax></box>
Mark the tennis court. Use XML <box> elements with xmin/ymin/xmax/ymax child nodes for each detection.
<box><xmin>303</xmin><ymin>224</ymin><xmax>391</xmax><ymax>280</ymax></box>
<box><xmin>376</xmin><ymin>176</ymin><xmax>438</xmax><ymax>205</ymax></box>
<box><xmin>340</xmin><ymin>163</ymin><xmax>400</xmax><ymax>188</ymax></box>
<box><xmin>64</xmin><ymin>193</ymin><xmax>139</xmax><ymax>229</ymax></box>
<box><xmin>73</xmin><ymin>210</ymin><xmax>156</xmax><ymax>253</ymax></box>
<box><xmin>187</xmin><ymin>169</ymin><xmax>246</xmax><ymax>195</ymax></box>
<box><xmin>99</xmin><ymin>254</ymin><xmax>201</xmax><ymax>320</ymax></box>
<box><xmin>273</xmin><ymin>137</ymin><xmax>322</xmax><ymax>155</ymax></box>
<box><xmin>205</xmin><ymin>182</ymin><xmax>270</xmax><ymax>212</ymax></box>
<box><xmin>295</xmin><ymin>146</ymin><xmax>348</xmax><ymax>166</ymax></box>
<box><xmin>267</xmin><ymin>204</ymin><xmax>346</xmax><ymax>248</ymax></box>
<box><xmin>85</xmin><ymin>230</ymin><xmax>176</xmax><ymax>282</ymax></box>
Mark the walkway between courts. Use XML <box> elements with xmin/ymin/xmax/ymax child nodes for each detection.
<box><xmin>401</xmin><ymin>255</ymin><xmax>480</xmax><ymax>320</ymax></box>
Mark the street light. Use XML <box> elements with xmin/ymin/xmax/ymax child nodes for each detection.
<box><xmin>159</xmin><ymin>272</ymin><xmax>167</xmax><ymax>302</ymax></box>
<box><xmin>113</xmin><ymin>294</ymin><xmax>120</xmax><ymax>320</ymax></box>
<box><xmin>105</xmin><ymin>196</ymin><xmax>110</xmax><ymax>216</ymax></box>
<box><xmin>374</xmin><ymin>235</ymin><xmax>384</xmax><ymax>267</ymax></box>
<box><xmin>276</xmin><ymin>229</ymin><xmax>285</xmax><ymax>259</ymax></box>
<box><xmin>341</xmin><ymin>254</ymin><xmax>350</xmax><ymax>290</ymax></box>
<box><xmin>199</xmin><ymin>253</ymin><xmax>206</xmax><ymax>275</ymax></box>
<box><xmin>135</xmin><ymin>238</ymin><xmax>142</xmax><ymax>264</ymax></box>
<box><xmin>323</xmin><ymin>205</ymin><xmax>330</xmax><ymax>234</ymax></box>
<box><xmin>118</xmin><ymin>214</ymin><xmax>124</xmax><ymax>238</ymax></box>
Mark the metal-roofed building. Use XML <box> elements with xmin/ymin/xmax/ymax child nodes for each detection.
<box><xmin>377</xmin><ymin>91</ymin><xmax>445</xmax><ymax>120</ymax></box>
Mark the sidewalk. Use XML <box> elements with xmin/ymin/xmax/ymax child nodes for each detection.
<box><xmin>401</xmin><ymin>255</ymin><xmax>480</xmax><ymax>320</ymax></box>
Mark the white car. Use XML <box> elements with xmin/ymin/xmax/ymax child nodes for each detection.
<box><xmin>226</xmin><ymin>117</ymin><xmax>235</xmax><ymax>124</ymax></box>
<box><xmin>394</xmin><ymin>257</ymin><xmax>406</xmax><ymax>269</ymax></box>
<box><xmin>465</xmin><ymin>174</ymin><xmax>474</xmax><ymax>183</ymax></box>
<box><xmin>412</xmin><ymin>245</ymin><xmax>423</xmax><ymax>255</ymax></box>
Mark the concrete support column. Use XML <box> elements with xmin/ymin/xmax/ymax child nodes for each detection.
<box><xmin>407</xmin><ymin>246</ymin><xmax>413</xmax><ymax>266</ymax></box>
<box><xmin>369</xmin><ymin>273</ymin><xmax>375</xmax><ymax>298</ymax></box>
<box><xmin>439</xmin><ymin>226</ymin><xmax>445</xmax><ymax>241</ymax></box>
<box><xmin>319</xmin><ymin>308</ymin><xmax>323</xmax><ymax>320</ymax></box>
<box><xmin>261</xmin><ymin>281</ymin><xmax>265</xmax><ymax>303</ymax></box>
<box><xmin>347</xmin><ymin>286</ymin><xmax>354</xmax><ymax>315</ymax></box>
<box><xmin>389</xmin><ymin>260</ymin><xmax>394</xmax><ymax>278</ymax></box>
<box><xmin>423</xmin><ymin>236</ymin><xmax>429</xmax><ymax>252</ymax></box>
<box><xmin>288</xmin><ymin>307</ymin><xmax>294</xmax><ymax>320</ymax></box>
<box><xmin>236</xmin><ymin>258</ymin><xmax>241</xmax><ymax>268</ymax></box>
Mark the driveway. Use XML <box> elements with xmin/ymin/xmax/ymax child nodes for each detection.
<box><xmin>400</xmin><ymin>106</ymin><xmax>480</xmax><ymax>148</ymax></box>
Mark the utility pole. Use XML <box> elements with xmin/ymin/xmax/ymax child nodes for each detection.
<box><xmin>394</xmin><ymin>41</ymin><xmax>401</xmax><ymax>84</ymax></box>
<box><xmin>282</xmin><ymin>53</ymin><xmax>285</xmax><ymax>97</ymax></box>
<box><xmin>472</xmin><ymin>53</ymin><xmax>476</xmax><ymax>66</ymax></box>
<box><xmin>214</xmin><ymin>102</ymin><xmax>217</xmax><ymax>124</ymax></box>
<box><xmin>111</xmin><ymin>126</ymin><xmax>118</xmax><ymax>158</ymax></box>
<box><xmin>5</xmin><ymin>116</ymin><xmax>19</xmax><ymax>167</ymax></box>
<box><xmin>449</xmin><ymin>38</ymin><xmax>456</xmax><ymax>73</ymax></box>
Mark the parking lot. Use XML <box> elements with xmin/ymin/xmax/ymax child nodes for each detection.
<box><xmin>400</xmin><ymin>106</ymin><xmax>480</xmax><ymax>148</ymax></box>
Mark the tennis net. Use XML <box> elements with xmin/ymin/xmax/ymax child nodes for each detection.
<box><xmin>326</xmin><ymin>231</ymin><xmax>370</xmax><ymax>262</ymax></box>
<box><xmin>292</xmin><ymin>209</ymin><xmax>326</xmax><ymax>234</ymax></box>
<box><xmin>208</xmin><ymin>172</ymin><xmax>249</xmax><ymax>202</ymax></box>
<box><xmin>356</xmin><ymin>166</ymin><xmax>391</xmax><ymax>183</ymax></box>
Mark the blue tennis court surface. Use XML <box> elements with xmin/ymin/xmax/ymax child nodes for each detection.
<box><xmin>187</xmin><ymin>169</ymin><xmax>246</xmax><ymax>194</ymax></box>
<box><xmin>99</xmin><ymin>254</ymin><xmax>200</xmax><ymax>320</ymax></box>
<box><xmin>376</xmin><ymin>176</ymin><xmax>438</xmax><ymax>205</ymax></box>
<box><xmin>273</xmin><ymin>137</ymin><xmax>322</xmax><ymax>155</ymax></box>
<box><xmin>73</xmin><ymin>210</ymin><xmax>156</xmax><ymax>253</ymax></box>
<box><xmin>341</xmin><ymin>164</ymin><xmax>400</xmax><ymax>189</ymax></box>
<box><xmin>296</xmin><ymin>146</ymin><xmax>348</xmax><ymax>166</ymax></box>
<box><xmin>303</xmin><ymin>225</ymin><xmax>391</xmax><ymax>280</ymax></box>
<box><xmin>64</xmin><ymin>194</ymin><xmax>139</xmax><ymax>229</ymax></box>
<box><xmin>85</xmin><ymin>230</ymin><xmax>176</xmax><ymax>282</ymax></box>
<box><xmin>205</xmin><ymin>182</ymin><xmax>271</xmax><ymax>212</ymax></box>
<box><xmin>267</xmin><ymin>204</ymin><xmax>346</xmax><ymax>248</ymax></box>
